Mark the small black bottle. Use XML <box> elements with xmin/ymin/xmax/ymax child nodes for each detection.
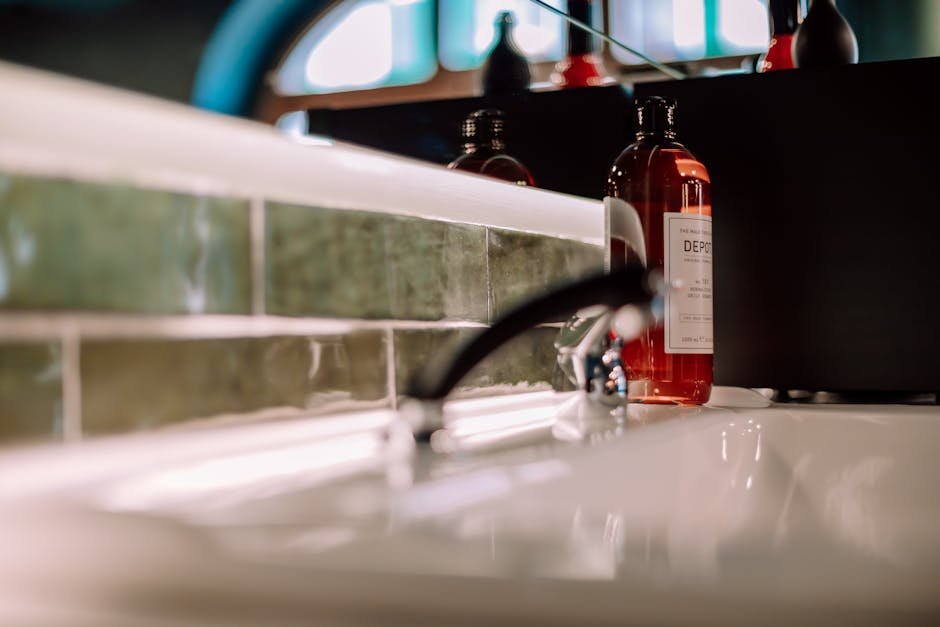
<box><xmin>792</xmin><ymin>0</ymin><xmax>858</xmax><ymax>68</ymax></box>
<box><xmin>480</xmin><ymin>12</ymin><xmax>531</xmax><ymax>96</ymax></box>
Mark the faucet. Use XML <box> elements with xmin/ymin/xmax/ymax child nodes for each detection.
<box><xmin>405</xmin><ymin>265</ymin><xmax>663</xmax><ymax>436</ymax></box>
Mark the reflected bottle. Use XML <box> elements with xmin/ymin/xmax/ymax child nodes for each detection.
<box><xmin>605</xmin><ymin>97</ymin><xmax>713</xmax><ymax>405</ymax></box>
<box><xmin>757</xmin><ymin>0</ymin><xmax>805</xmax><ymax>72</ymax></box>
<box><xmin>447</xmin><ymin>109</ymin><xmax>535</xmax><ymax>187</ymax></box>
<box><xmin>792</xmin><ymin>0</ymin><xmax>858</xmax><ymax>68</ymax></box>
<box><xmin>481</xmin><ymin>11</ymin><xmax>531</xmax><ymax>97</ymax></box>
<box><xmin>550</xmin><ymin>0</ymin><xmax>610</xmax><ymax>88</ymax></box>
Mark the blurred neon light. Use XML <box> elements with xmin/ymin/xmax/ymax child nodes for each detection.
<box><xmin>305</xmin><ymin>2</ymin><xmax>393</xmax><ymax>90</ymax></box>
<box><xmin>719</xmin><ymin>0</ymin><xmax>770</xmax><ymax>49</ymax></box>
<box><xmin>673</xmin><ymin>0</ymin><xmax>705</xmax><ymax>57</ymax></box>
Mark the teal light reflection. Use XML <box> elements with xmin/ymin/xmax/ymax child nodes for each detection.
<box><xmin>277</xmin><ymin>0</ymin><xmax>436</xmax><ymax>95</ymax></box>
<box><xmin>610</xmin><ymin>0</ymin><xmax>768</xmax><ymax>65</ymax></box>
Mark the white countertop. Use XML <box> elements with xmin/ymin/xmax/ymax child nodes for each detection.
<box><xmin>1</xmin><ymin>392</ymin><xmax>938</xmax><ymax>626</ymax></box>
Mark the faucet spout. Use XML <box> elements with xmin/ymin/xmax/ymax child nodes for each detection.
<box><xmin>406</xmin><ymin>265</ymin><xmax>656</xmax><ymax>403</ymax></box>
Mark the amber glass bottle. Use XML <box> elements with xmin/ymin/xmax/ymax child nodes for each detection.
<box><xmin>606</xmin><ymin>97</ymin><xmax>712</xmax><ymax>404</ymax></box>
<box><xmin>447</xmin><ymin>109</ymin><xmax>535</xmax><ymax>186</ymax></box>
<box><xmin>550</xmin><ymin>0</ymin><xmax>609</xmax><ymax>88</ymax></box>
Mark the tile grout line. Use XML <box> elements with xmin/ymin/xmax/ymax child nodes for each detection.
<box><xmin>0</xmin><ymin>314</ymin><xmax>488</xmax><ymax>341</ymax></box>
<box><xmin>60</xmin><ymin>327</ymin><xmax>82</xmax><ymax>441</ymax></box>
<box><xmin>249</xmin><ymin>196</ymin><xmax>266</xmax><ymax>316</ymax></box>
<box><xmin>385</xmin><ymin>326</ymin><xmax>397</xmax><ymax>410</ymax></box>
<box><xmin>484</xmin><ymin>227</ymin><xmax>492</xmax><ymax>324</ymax></box>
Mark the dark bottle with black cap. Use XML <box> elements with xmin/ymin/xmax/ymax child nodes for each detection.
<box><xmin>605</xmin><ymin>96</ymin><xmax>713</xmax><ymax>405</ymax></box>
<box><xmin>447</xmin><ymin>109</ymin><xmax>535</xmax><ymax>186</ymax></box>
<box><xmin>480</xmin><ymin>12</ymin><xmax>531</xmax><ymax>96</ymax></box>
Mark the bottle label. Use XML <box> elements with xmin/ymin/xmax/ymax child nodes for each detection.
<box><xmin>663</xmin><ymin>212</ymin><xmax>713</xmax><ymax>354</ymax></box>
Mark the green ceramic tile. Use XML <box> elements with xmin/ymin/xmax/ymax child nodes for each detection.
<box><xmin>0</xmin><ymin>173</ymin><xmax>250</xmax><ymax>313</ymax></box>
<box><xmin>81</xmin><ymin>331</ymin><xmax>388</xmax><ymax>434</ymax></box>
<box><xmin>266</xmin><ymin>204</ymin><xmax>390</xmax><ymax>318</ymax></box>
<box><xmin>487</xmin><ymin>229</ymin><xmax>604</xmax><ymax>322</ymax></box>
<box><xmin>385</xmin><ymin>217</ymin><xmax>487</xmax><ymax>321</ymax></box>
<box><xmin>0</xmin><ymin>342</ymin><xmax>63</xmax><ymax>442</ymax></box>
<box><xmin>394</xmin><ymin>327</ymin><xmax>558</xmax><ymax>399</ymax></box>
<box><xmin>266</xmin><ymin>204</ymin><xmax>488</xmax><ymax>320</ymax></box>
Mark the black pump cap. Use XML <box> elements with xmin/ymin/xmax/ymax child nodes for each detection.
<box><xmin>461</xmin><ymin>108</ymin><xmax>506</xmax><ymax>147</ymax></box>
<box><xmin>567</xmin><ymin>0</ymin><xmax>597</xmax><ymax>55</ymax></box>
<box><xmin>496</xmin><ymin>10</ymin><xmax>514</xmax><ymax>30</ymax></box>
<box><xmin>768</xmin><ymin>0</ymin><xmax>804</xmax><ymax>35</ymax></box>
<box><xmin>636</xmin><ymin>96</ymin><xmax>677</xmax><ymax>140</ymax></box>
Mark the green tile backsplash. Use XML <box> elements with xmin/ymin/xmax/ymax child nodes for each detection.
<box><xmin>266</xmin><ymin>205</ymin><xmax>390</xmax><ymax>319</ymax></box>
<box><xmin>80</xmin><ymin>331</ymin><xmax>388</xmax><ymax>434</ymax></box>
<box><xmin>384</xmin><ymin>216</ymin><xmax>487</xmax><ymax>321</ymax></box>
<box><xmin>0</xmin><ymin>342</ymin><xmax>63</xmax><ymax>441</ymax></box>
<box><xmin>266</xmin><ymin>203</ymin><xmax>488</xmax><ymax>320</ymax></box>
<box><xmin>0</xmin><ymin>169</ymin><xmax>603</xmax><ymax>440</ymax></box>
<box><xmin>394</xmin><ymin>327</ymin><xmax>559</xmax><ymax>398</ymax></box>
<box><xmin>488</xmin><ymin>228</ymin><xmax>604</xmax><ymax>321</ymax></box>
<box><xmin>0</xmin><ymin>174</ymin><xmax>250</xmax><ymax>314</ymax></box>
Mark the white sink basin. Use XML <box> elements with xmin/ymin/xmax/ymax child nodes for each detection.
<box><xmin>0</xmin><ymin>396</ymin><xmax>938</xmax><ymax>626</ymax></box>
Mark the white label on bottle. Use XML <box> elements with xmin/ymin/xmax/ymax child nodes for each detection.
<box><xmin>663</xmin><ymin>212</ymin><xmax>713</xmax><ymax>354</ymax></box>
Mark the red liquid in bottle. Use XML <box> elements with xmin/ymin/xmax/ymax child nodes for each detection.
<box><xmin>551</xmin><ymin>53</ymin><xmax>608</xmax><ymax>88</ymax></box>
<box><xmin>759</xmin><ymin>32</ymin><xmax>797</xmax><ymax>72</ymax></box>
<box><xmin>606</xmin><ymin>97</ymin><xmax>712</xmax><ymax>404</ymax></box>
<box><xmin>550</xmin><ymin>1</ymin><xmax>611</xmax><ymax>89</ymax></box>
<box><xmin>757</xmin><ymin>0</ymin><xmax>804</xmax><ymax>72</ymax></box>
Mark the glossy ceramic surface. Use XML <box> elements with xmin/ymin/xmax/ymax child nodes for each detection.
<box><xmin>0</xmin><ymin>174</ymin><xmax>251</xmax><ymax>314</ymax></box>
<box><xmin>0</xmin><ymin>396</ymin><xmax>937</xmax><ymax>625</ymax></box>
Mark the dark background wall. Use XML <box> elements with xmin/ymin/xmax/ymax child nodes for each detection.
<box><xmin>0</xmin><ymin>0</ymin><xmax>231</xmax><ymax>102</ymax></box>
<box><xmin>840</xmin><ymin>0</ymin><xmax>938</xmax><ymax>63</ymax></box>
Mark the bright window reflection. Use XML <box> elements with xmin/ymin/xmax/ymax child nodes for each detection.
<box><xmin>610</xmin><ymin>0</ymin><xmax>768</xmax><ymax>64</ymax></box>
<box><xmin>718</xmin><ymin>0</ymin><xmax>770</xmax><ymax>51</ymax></box>
<box><xmin>276</xmin><ymin>0</ymin><xmax>436</xmax><ymax>95</ymax></box>
<box><xmin>307</xmin><ymin>2</ymin><xmax>393</xmax><ymax>89</ymax></box>
<box><xmin>673</xmin><ymin>0</ymin><xmax>706</xmax><ymax>58</ymax></box>
<box><xmin>276</xmin><ymin>0</ymin><xmax>772</xmax><ymax>96</ymax></box>
<box><xmin>438</xmin><ymin>0</ymin><xmax>567</xmax><ymax>71</ymax></box>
